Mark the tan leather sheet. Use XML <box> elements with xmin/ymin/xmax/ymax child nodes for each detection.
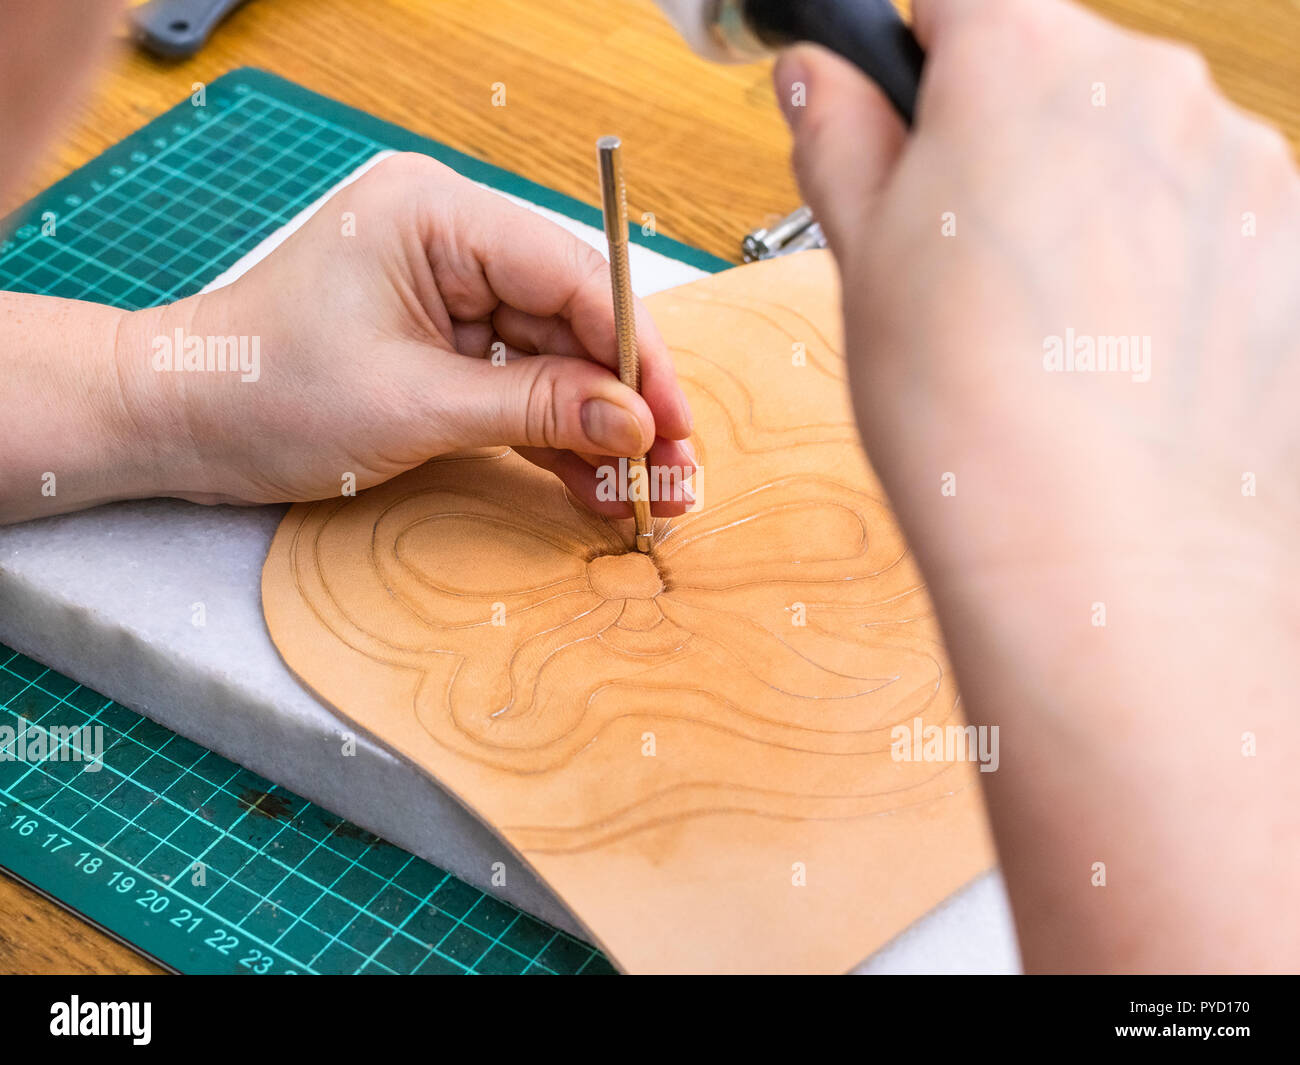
<box><xmin>261</xmin><ymin>251</ymin><xmax>995</xmax><ymax>973</ymax></box>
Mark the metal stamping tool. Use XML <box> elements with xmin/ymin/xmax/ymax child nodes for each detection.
<box><xmin>596</xmin><ymin>136</ymin><xmax>655</xmax><ymax>554</ymax></box>
<box><xmin>743</xmin><ymin>204</ymin><xmax>813</xmax><ymax>261</ymax></box>
<box><xmin>743</xmin><ymin>205</ymin><xmax>828</xmax><ymax>261</ymax></box>
<box><xmin>778</xmin><ymin>220</ymin><xmax>827</xmax><ymax>255</ymax></box>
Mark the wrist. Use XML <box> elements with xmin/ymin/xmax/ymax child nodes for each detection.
<box><xmin>110</xmin><ymin>294</ymin><xmax>215</xmax><ymax>503</ymax></box>
<box><xmin>0</xmin><ymin>292</ymin><xmax>181</xmax><ymax>522</ymax></box>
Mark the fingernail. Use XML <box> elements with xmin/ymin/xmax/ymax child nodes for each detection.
<box><xmin>582</xmin><ymin>398</ymin><xmax>645</xmax><ymax>455</ymax></box>
<box><xmin>678</xmin><ymin>392</ymin><xmax>695</xmax><ymax>435</ymax></box>
<box><xmin>775</xmin><ymin>50</ymin><xmax>809</xmax><ymax>130</ymax></box>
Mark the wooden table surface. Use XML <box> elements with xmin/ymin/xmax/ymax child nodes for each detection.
<box><xmin>2</xmin><ymin>0</ymin><xmax>1296</xmax><ymax>976</ymax></box>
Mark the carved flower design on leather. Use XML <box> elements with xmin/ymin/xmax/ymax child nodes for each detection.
<box><xmin>266</xmin><ymin>258</ymin><xmax>993</xmax><ymax>973</ymax></box>
<box><xmin>275</xmin><ymin>329</ymin><xmax>969</xmax><ymax>852</ymax></box>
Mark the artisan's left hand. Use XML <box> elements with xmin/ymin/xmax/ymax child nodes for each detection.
<box><xmin>115</xmin><ymin>152</ymin><xmax>695</xmax><ymax>515</ymax></box>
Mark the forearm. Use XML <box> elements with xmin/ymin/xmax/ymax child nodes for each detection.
<box><xmin>944</xmin><ymin>555</ymin><xmax>1297</xmax><ymax>971</ymax></box>
<box><xmin>1</xmin><ymin>292</ymin><xmax>136</xmax><ymax>522</ymax></box>
<box><xmin>0</xmin><ymin>291</ymin><xmax>208</xmax><ymax>523</ymax></box>
<box><xmin>879</xmin><ymin>427</ymin><xmax>1300</xmax><ymax>972</ymax></box>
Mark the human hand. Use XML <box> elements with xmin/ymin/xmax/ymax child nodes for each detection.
<box><xmin>115</xmin><ymin>152</ymin><xmax>695</xmax><ymax>516</ymax></box>
<box><xmin>776</xmin><ymin>0</ymin><xmax>1300</xmax><ymax>971</ymax></box>
<box><xmin>777</xmin><ymin>0</ymin><xmax>1300</xmax><ymax>584</ymax></box>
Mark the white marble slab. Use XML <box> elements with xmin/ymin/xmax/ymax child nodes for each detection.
<box><xmin>0</xmin><ymin>155</ymin><xmax>1020</xmax><ymax>973</ymax></box>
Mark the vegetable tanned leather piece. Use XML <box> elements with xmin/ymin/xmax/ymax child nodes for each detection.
<box><xmin>262</xmin><ymin>252</ymin><xmax>995</xmax><ymax>973</ymax></box>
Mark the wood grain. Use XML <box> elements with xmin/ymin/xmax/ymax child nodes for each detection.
<box><xmin>0</xmin><ymin>871</ymin><xmax>163</xmax><ymax>975</ymax></box>
<box><xmin>3</xmin><ymin>1</ymin><xmax>1297</xmax><ymax>261</ymax></box>
<box><xmin>2</xmin><ymin>0</ymin><xmax>1296</xmax><ymax>974</ymax></box>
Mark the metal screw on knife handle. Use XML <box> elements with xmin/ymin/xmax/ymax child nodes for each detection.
<box><xmin>597</xmin><ymin>136</ymin><xmax>655</xmax><ymax>554</ymax></box>
<box><xmin>776</xmin><ymin>220</ymin><xmax>827</xmax><ymax>256</ymax></box>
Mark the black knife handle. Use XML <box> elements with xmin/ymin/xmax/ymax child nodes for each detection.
<box><xmin>131</xmin><ymin>0</ymin><xmax>253</xmax><ymax>59</ymax></box>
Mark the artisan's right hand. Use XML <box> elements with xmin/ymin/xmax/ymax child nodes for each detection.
<box><xmin>776</xmin><ymin>0</ymin><xmax>1300</xmax><ymax>972</ymax></box>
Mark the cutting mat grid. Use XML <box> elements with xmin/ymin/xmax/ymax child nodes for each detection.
<box><xmin>0</xmin><ymin>643</ymin><xmax>612</xmax><ymax>974</ymax></box>
<box><xmin>0</xmin><ymin>71</ymin><xmax>725</xmax><ymax>300</ymax></box>
<box><xmin>0</xmin><ymin>71</ymin><xmax>625</xmax><ymax>973</ymax></box>
<box><xmin>0</xmin><ymin>85</ymin><xmax>380</xmax><ymax>306</ymax></box>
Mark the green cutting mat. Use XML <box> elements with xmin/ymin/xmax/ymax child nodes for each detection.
<box><xmin>0</xmin><ymin>67</ymin><xmax>726</xmax><ymax>303</ymax></box>
<box><xmin>0</xmin><ymin>643</ymin><xmax>614</xmax><ymax>974</ymax></box>
<box><xmin>0</xmin><ymin>67</ymin><xmax>726</xmax><ymax>974</ymax></box>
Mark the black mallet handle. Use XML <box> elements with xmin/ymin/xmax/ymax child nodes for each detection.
<box><xmin>746</xmin><ymin>0</ymin><xmax>925</xmax><ymax>125</ymax></box>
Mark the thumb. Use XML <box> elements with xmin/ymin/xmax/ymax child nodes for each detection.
<box><xmin>773</xmin><ymin>43</ymin><xmax>907</xmax><ymax>255</ymax></box>
<box><xmin>442</xmin><ymin>354</ymin><xmax>655</xmax><ymax>457</ymax></box>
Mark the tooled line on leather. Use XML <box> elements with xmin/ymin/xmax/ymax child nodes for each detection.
<box><xmin>293</xmin><ymin>507</ymin><xmax>464</xmax><ymax>669</ymax></box>
<box><xmin>649</xmin><ymin>426</ymin><xmax>870</xmax><ymax>557</ymax></box>
<box><xmin>503</xmin><ymin>767</ymin><xmax>977</xmax><ymax>856</ymax></box>
<box><xmin>297</xmin><ymin>495</ymin><xmax>614</xmax><ymax>667</ymax></box>
<box><xmin>299</xmin><ymin>497</ymin><xmax>950</xmax><ymax>752</ymax></box>
<box><xmin>656</xmin><ymin>496</ymin><xmax>878</xmax><ymax>576</ymax></box>
<box><xmin>377</xmin><ymin>499</ymin><xmax>600</xmax><ymax>633</ymax></box>
<box><xmin>656</xmin><ymin>486</ymin><xmax>870</xmax><ymax>557</ymax></box>
<box><xmin>425</xmin><ymin>628</ymin><xmax>953</xmax><ymax>758</ymax></box>
<box><xmin>294</xmin><ymin>457</ymin><xmax>948</xmax><ymax>743</ymax></box>
<box><xmin>668</xmin><ymin>291</ymin><xmax>846</xmax><ymax>384</ymax></box>
<box><xmin>556</xmin><ymin>482</ymin><xmax>627</xmax><ymax>552</ymax></box>
<box><xmin>669</xmin><ymin>288</ymin><xmax>843</xmax><ymax>359</ymax></box>
<box><xmin>654</xmin><ymin>595</ymin><xmax>924</xmax><ymax>697</ymax></box>
<box><xmin>407</xmin><ymin>585</ymin><xmax>952</xmax><ymax>762</ymax></box>
<box><xmin>281</xmin><ymin>327</ymin><xmax>964</xmax><ymax>847</ymax></box>
<box><xmin>613</xmin><ymin>598</ymin><xmax>666</xmax><ymax>632</ymax></box>
<box><xmin>287</xmin><ymin>595</ymin><xmax>967</xmax><ymax>847</ymax></box>
<box><xmin>291</xmin><ymin>498</ymin><xmax>604</xmax><ymax>668</ymax></box>
<box><xmin>657</xmin><ymin>599</ymin><xmax>955</xmax><ymax>714</ymax></box>
<box><xmin>283</xmin><ymin>456</ymin><xmax>585</xmax><ymax>661</ymax></box>
<box><xmin>398</xmin><ymin>607</ymin><xmax>964</xmax><ymax>842</ymax></box>
<box><xmin>654</xmin><ymin>485</ymin><xmax>911</xmax><ymax>595</ymax></box>
<box><xmin>595</xmin><ymin>634</ymin><xmax>691</xmax><ymax>657</ymax></box>
<box><xmin>290</xmin><ymin>539</ymin><xmax>971</xmax><ymax>847</ymax></box>
<box><xmin>804</xmin><ymin>583</ymin><xmax>934</xmax><ymax>623</ymax></box>
<box><xmin>372</xmin><ymin>471</ymin><xmax>626</xmax><ymax>614</ymax></box>
<box><xmin>293</xmin><ymin>502</ymin><xmax>958</xmax><ymax>752</ymax></box>
<box><xmin>509</xmin><ymin>775</ymin><xmax>977</xmax><ymax>847</ymax></box>
<box><xmin>652</xmin><ymin>476</ymin><xmax>880</xmax><ymax>554</ymax></box>
<box><xmin>295</xmin><ymin>486</ymin><xmax>946</xmax><ymax>728</ymax></box>
<box><xmin>578</xmin><ymin>666</ymin><xmax>952</xmax><ymax>745</ymax></box>
<box><xmin>613</xmin><ymin>359</ymin><xmax>863</xmax><ymax>551</ymax></box>
<box><xmin>390</xmin><ymin>496</ymin><xmax>920</xmax><ymax>712</ymax></box>
<box><xmin>389</xmin><ymin>516</ymin><xmax>589</xmax><ymax>619</ymax></box>
<box><xmin>415</xmin><ymin>667</ymin><xmax>955</xmax><ymax>773</ymax></box>
<box><xmin>364</xmin><ymin>474</ymin><xmax>902</xmax><ymax>631</ymax></box>
<box><xmin>665</xmin><ymin>594</ymin><xmax>964</xmax><ymax>733</ymax></box>
<box><xmin>669</xmin><ymin>346</ymin><xmax>854</xmax><ymax>450</ymax></box>
<box><xmin>378</xmin><ymin>494</ymin><xmax>641</xmax><ymax>629</ymax></box>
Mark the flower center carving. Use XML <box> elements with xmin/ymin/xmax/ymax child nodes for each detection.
<box><xmin>587</xmin><ymin>551</ymin><xmax>663</xmax><ymax>601</ymax></box>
